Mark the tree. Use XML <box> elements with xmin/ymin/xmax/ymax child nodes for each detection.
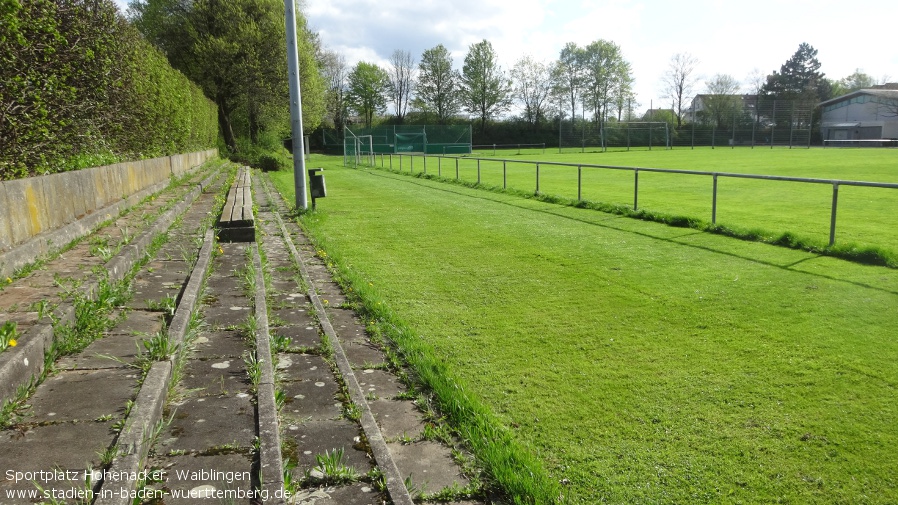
<box><xmin>760</xmin><ymin>42</ymin><xmax>828</xmax><ymax>102</ymax></box>
<box><xmin>413</xmin><ymin>44</ymin><xmax>461</xmax><ymax>124</ymax></box>
<box><xmin>703</xmin><ymin>74</ymin><xmax>742</xmax><ymax>129</ymax></box>
<box><xmin>320</xmin><ymin>48</ymin><xmax>349</xmax><ymax>132</ymax></box>
<box><xmin>581</xmin><ymin>40</ymin><xmax>630</xmax><ymax>123</ymax></box>
<box><xmin>347</xmin><ymin>62</ymin><xmax>389</xmax><ymax>128</ymax></box>
<box><xmin>837</xmin><ymin>69</ymin><xmax>877</xmax><ymax>94</ymax></box>
<box><xmin>388</xmin><ymin>49</ymin><xmax>416</xmax><ymax>123</ymax></box>
<box><xmin>662</xmin><ymin>53</ymin><xmax>699</xmax><ymax>127</ymax></box>
<box><xmin>553</xmin><ymin>42</ymin><xmax>586</xmax><ymax>121</ymax></box>
<box><xmin>510</xmin><ymin>56</ymin><xmax>553</xmax><ymax>127</ymax></box>
<box><xmin>129</xmin><ymin>0</ymin><xmax>324</xmax><ymax>151</ymax></box>
<box><xmin>461</xmin><ymin>40</ymin><xmax>512</xmax><ymax>133</ymax></box>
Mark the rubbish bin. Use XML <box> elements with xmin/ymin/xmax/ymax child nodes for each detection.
<box><xmin>308</xmin><ymin>168</ymin><xmax>326</xmax><ymax>208</ymax></box>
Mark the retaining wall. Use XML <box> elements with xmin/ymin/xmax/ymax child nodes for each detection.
<box><xmin>0</xmin><ymin>149</ymin><xmax>218</xmax><ymax>278</ymax></box>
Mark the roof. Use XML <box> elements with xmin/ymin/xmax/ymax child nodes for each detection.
<box><xmin>819</xmin><ymin>89</ymin><xmax>898</xmax><ymax>107</ymax></box>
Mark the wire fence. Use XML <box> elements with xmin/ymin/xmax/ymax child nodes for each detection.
<box><xmin>353</xmin><ymin>152</ymin><xmax>898</xmax><ymax>248</ymax></box>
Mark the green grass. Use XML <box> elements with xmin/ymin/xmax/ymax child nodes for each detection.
<box><xmin>377</xmin><ymin>148</ymin><xmax>898</xmax><ymax>259</ymax></box>
<box><xmin>271</xmin><ymin>154</ymin><xmax>898</xmax><ymax>503</ymax></box>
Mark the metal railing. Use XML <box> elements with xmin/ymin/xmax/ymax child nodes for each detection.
<box><xmin>472</xmin><ymin>143</ymin><xmax>547</xmax><ymax>156</ymax></box>
<box><xmin>363</xmin><ymin>152</ymin><xmax>898</xmax><ymax>247</ymax></box>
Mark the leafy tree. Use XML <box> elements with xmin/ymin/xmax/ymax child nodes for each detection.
<box><xmin>553</xmin><ymin>42</ymin><xmax>586</xmax><ymax>120</ymax></box>
<box><xmin>129</xmin><ymin>0</ymin><xmax>324</xmax><ymax>151</ymax></box>
<box><xmin>388</xmin><ymin>49</ymin><xmax>416</xmax><ymax>123</ymax></box>
<box><xmin>461</xmin><ymin>39</ymin><xmax>512</xmax><ymax>134</ymax></box>
<box><xmin>760</xmin><ymin>42</ymin><xmax>829</xmax><ymax>102</ymax></box>
<box><xmin>580</xmin><ymin>40</ymin><xmax>632</xmax><ymax>123</ymax></box>
<box><xmin>413</xmin><ymin>44</ymin><xmax>461</xmax><ymax>124</ymax></box>
<box><xmin>837</xmin><ymin>69</ymin><xmax>877</xmax><ymax>94</ymax></box>
<box><xmin>662</xmin><ymin>53</ymin><xmax>699</xmax><ymax>127</ymax></box>
<box><xmin>702</xmin><ymin>74</ymin><xmax>742</xmax><ymax>129</ymax></box>
<box><xmin>347</xmin><ymin>61</ymin><xmax>390</xmax><ymax>128</ymax></box>
<box><xmin>510</xmin><ymin>56</ymin><xmax>553</xmax><ymax>127</ymax></box>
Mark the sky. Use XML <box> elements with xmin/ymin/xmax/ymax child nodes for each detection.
<box><xmin>114</xmin><ymin>0</ymin><xmax>898</xmax><ymax>114</ymax></box>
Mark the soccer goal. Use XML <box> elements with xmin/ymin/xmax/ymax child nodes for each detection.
<box><xmin>343</xmin><ymin>131</ymin><xmax>374</xmax><ymax>166</ymax></box>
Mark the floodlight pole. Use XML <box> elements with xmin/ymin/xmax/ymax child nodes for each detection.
<box><xmin>285</xmin><ymin>0</ymin><xmax>308</xmax><ymax>210</ymax></box>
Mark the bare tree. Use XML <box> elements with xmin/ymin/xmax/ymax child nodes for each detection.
<box><xmin>662</xmin><ymin>52</ymin><xmax>699</xmax><ymax>127</ymax></box>
<box><xmin>703</xmin><ymin>73</ymin><xmax>741</xmax><ymax>129</ymax></box>
<box><xmin>511</xmin><ymin>55</ymin><xmax>553</xmax><ymax>127</ymax></box>
<box><xmin>388</xmin><ymin>49</ymin><xmax>415</xmax><ymax>123</ymax></box>
<box><xmin>320</xmin><ymin>48</ymin><xmax>348</xmax><ymax>132</ymax></box>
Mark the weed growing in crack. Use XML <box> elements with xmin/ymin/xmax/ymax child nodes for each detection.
<box><xmin>243</xmin><ymin>351</ymin><xmax>262</xmax><ymax>392</ymax></box>
<box><xmin>342</xmin><ymin>402</ymin><xmax>361</xmax><ymax>422</ymax></box>
<box><xmin>305</xmin><ymin>448</ymin><xmax>358</xmax><ymax>485</ymax></box>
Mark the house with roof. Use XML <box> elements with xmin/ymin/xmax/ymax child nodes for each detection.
<box><xmin>819</xmin><ymin>84</ymin><xmax>898</xmax><ymax>141</ymax></box>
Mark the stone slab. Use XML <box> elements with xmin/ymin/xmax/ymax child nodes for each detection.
<box><xmin>56</xmin><ymin>333</ymin><xmax>142</xmax><ymax>370</ymax></box>
<box><xmin>327</xmin><ymin>309</ymin><xmax>368</xmax><ymax>343</ymax></box>
<box><xmin>387</xmin><ymin>441</ymin><xmax>469</xmax><ymax>495</ymax></box>
<box><xmin>279</xmin><ymin>377</ymin><xmax>342</xmax><ymax>423</ymax></box>
<box><xmin>342</xmin><ymin>342</ymin><xmax>386</xmax><ymax>368</ymax></box>
<box><xmin>356</xmin><ymin>369</ymin><xmax>405</xmax><ymax>400</ymax></box>
<box><xmin>289</xmin><ymin>483</ymin><xmax>384</xmax><ymax>505</ymax></box>
<box><xmin>108</xmin><ymin>310</ymin><xmax>164</xmax><ymax>335</ymax></box>
<box><xmin>0</xmin><ymin>421</ymin><xmax>114</xmax><ymax>498</ymax></box>
<box><xmin>190</xmin><ymin>330</ymin><xmax>248</xmax><ymax>359</ymax></box>
<box><xmin>270</xmin><ymin>307</ymin><xmax>315</xmax><ymax>327</ymax></box>
<box><xmin>28</xmin><ymin>368</ymin><xmax>137</xmax><ymax>422</ymax></box>
<box><xmin>144</xmin><ymin>453</ymin><xmax>254</xmax><ymax>505</ymax></box>
<box><xmin>161</xmin><ymin>394</ymin><xmax>256</xmax><ymax>452</ymax></box>
<box><xmin>201</xmin><ymin>304</ymin><xmax>252</xmax><ymax>328</ymax></box>
<box><xmin>178</xmin><ymin>357</ymin><xmax>250</xmax><ymax>396</ymax></box>
<box><xmin>284</xmin><ymin>419</ymin><xmax>371</xmax><ymax>475</ymax></box>
<box><xmin>369</xmin><ymin>400</ymin><xmax>424</xmax><ymax>440</ymax></box>
<box><xmin>271</xmin><ymin>324</ymin><xmax>321</xmax><ymax>349</ymax></box>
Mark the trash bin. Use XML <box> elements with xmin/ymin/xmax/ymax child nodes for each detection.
<box><xmin>308</xmin><ymin>168</ymin><xmax>326</xmax><ymax>198</ymax></box>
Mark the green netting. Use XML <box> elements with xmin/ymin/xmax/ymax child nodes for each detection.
<box><xmin>345</xmin><ymin>125</ymin><xmax>471</xmax><ymax>154</ymax></box>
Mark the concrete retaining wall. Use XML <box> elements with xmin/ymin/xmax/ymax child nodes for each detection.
<box><xmin>0</xmin><ymin>149</ymin><xmax>218</xmax><ymax>278</ymax></box>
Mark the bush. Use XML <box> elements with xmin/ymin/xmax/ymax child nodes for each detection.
<box><xmin>0</xmin><ymin>0</ymin><xmax>217</xmax><ymax>180</ymax></box>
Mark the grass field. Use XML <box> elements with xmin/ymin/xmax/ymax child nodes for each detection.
<box><xmin>272</xmin><ymin>152</ymin><xmax>898</xmax><ymax>503</ymax></box>
<box><xmin>373</xmin><ymin>148</ymin><xmax>898</xmax><ymax>260</ymax></box>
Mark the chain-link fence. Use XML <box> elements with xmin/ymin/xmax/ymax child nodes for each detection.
<box><xmin>558</xmin><ymin>99</ymin><xmax>816</xmax><ymax>151</ymax></box>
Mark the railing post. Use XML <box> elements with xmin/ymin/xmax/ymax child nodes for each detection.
<box><xmin>389</xmin><ymin>154</ymin><xmax>393</xmax><ymax>169</ymax></box>
<box><xmin>455</xmin><ymin>158</ymin><xmax>459</xmax><ymax>180</ymax></box>
<box><xmin>503</xmin><ymin>161</ymin><xmax>507</xmax><ymax>189</ymax></box>
<box><xmin>423</xmin><ymin>155</ymin><xmax>427</xmax><ymax>175</ymax></box>
<box><xmin>536</xmin><ymin>163</ymin><xmax>540</xmax><ymax>194</ymax></box>
<box><xmin>477</xmin><ymin>159</ymin><xmax>481</xmax><ymax>184</ymax></box>
<box><xmin>830</xmin><ymin>182</ymin><xmax>839</xmax><ymax>246</ymax></box>
<box><xmin>438</xmin><ymin>156</ymin><xmax>442</xmax><ymax>177</ymax></box>
<box><xmin>712</xmin><ymin>174</ymin><xmax>718</xmax><ymax>224</ymax></box>
<box><xmin>633</xmin><ymin>168</ymin><xmax>639</xmax><ymax>210</ymax></box>
<box><xmin>577</xmin><ymin>165</ymin><xmax>582</xmax><ymax>201</ymax></box>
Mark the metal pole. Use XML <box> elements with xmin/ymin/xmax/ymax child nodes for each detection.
<box><xmin>577</xmin><ymin>165</ymin><xmax>582</xmax><ymax>201</ymax></box>
<box><xmin>477</xmin><ymin>159</ymin><xmax>481</xmax><ymax>184</ymax></box>
<box><xmin>712</xmin><ymin>174</ymin><xmax>718</xmax><ymax>224</ymax></box>
<box><xmin>285</xmin><ymin>0</ymin><xmax>307</xmax><ymax>210</ymax></box>
<box><xmin>829</xmin><ymin>183</ymin><xmax>839</xmax><ymax>246</ymax></box>
<box><xmin>503</xmin><ymin>161</ymin><xmax>507</xmax><ymax>189</ymax></box>
<box><xmin>438</xmin><ymin>156</ymin><xmax>442</xmax><ymax>177</ymax></box>
<box><xmin>423</xmin><ymin>155</ymin><xmax>427</xmax><ymax>175</ymax></box>
<box><xmin>633</xmin><ymin>168</ymin><xmax>639</xmax><ymax>210</ymax></box>
<box><xmin>455</xmin><ymin>158</ymin><xmax>459</xmax><ymax>180</ymax></box>
<box><xmin>536</xmin><ymin>163</ymin><xmax>540</xmax><ymax>193</ymax></box>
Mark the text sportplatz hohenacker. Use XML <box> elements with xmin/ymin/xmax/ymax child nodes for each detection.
<box><xmin>6</xmin><ymin>469</ymin><xmax>250</xmax><ymax>484</ymax></box>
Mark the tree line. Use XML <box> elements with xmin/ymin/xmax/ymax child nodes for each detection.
<box><xmin>324</xmin><ymin>39</ymin><xmax>890</xmax><ymax>144</ymax></box>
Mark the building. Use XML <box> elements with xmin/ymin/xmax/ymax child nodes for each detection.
<box><xmin>819</xmin><ymin>85</ymin><xmax>898</xmax><ymax>141</ymax></box>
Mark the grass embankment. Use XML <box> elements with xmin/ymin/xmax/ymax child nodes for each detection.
<box><xmin>380</xmin><ymin>148</ymin><xmax>898</xmax><ymax>265</ymax></box>
<box><xmin>272</xmin><ymin>154</ymin><xmax>898</xmax><ymax>503</ymax></box>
